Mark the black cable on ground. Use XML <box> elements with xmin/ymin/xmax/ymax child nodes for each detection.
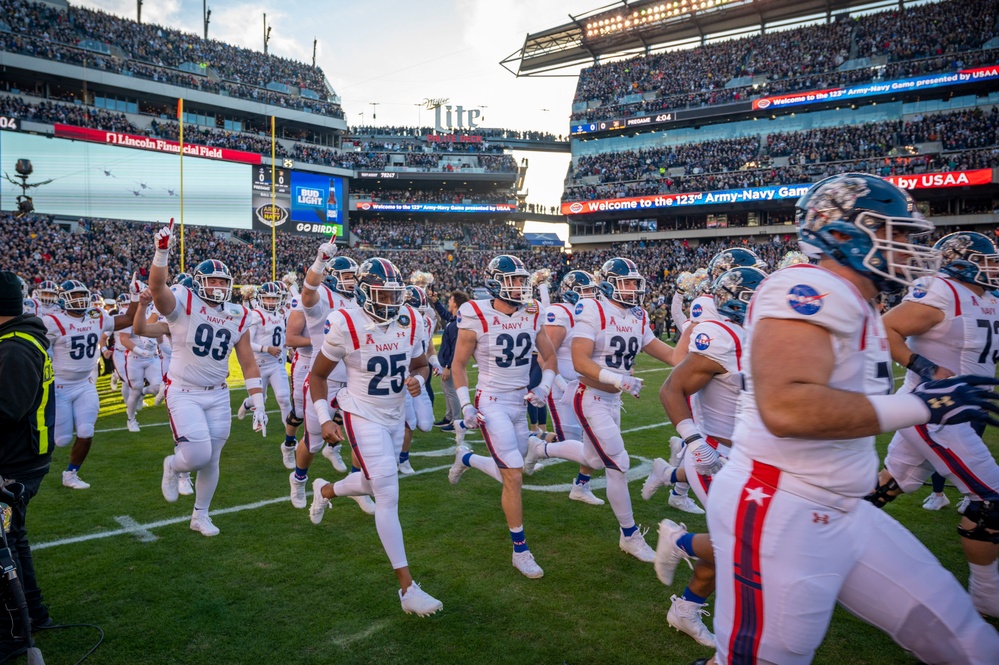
<box><xmin>33</xmin><ymin>622</ymin><xmax>104</xmax><ymax>665</ymax></box>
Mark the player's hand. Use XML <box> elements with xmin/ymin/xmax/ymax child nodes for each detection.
<box><xmin>321</xmin><ymin>420</ymin><xmax>343</xmax><ymax>444</ymax></box>
<box><xmin>130</xmin><ymin>348</ymin><xmax>149</xmax><ymax>358</ymax></box>
<box><xmin>688</xmin><ymin>437</ymin><xmax>723</xmax><ymax>476</ymax></box>
<box><xmin>406</xmin><ymin>375</ymin><xmax>423</xmax><ymax>397</ymax></box>
<box><xmin>139</xmin><ymin>288</ymin><xmax>153</xmax><ymax>305</ymax></box>
<box><xmin>252</xmin><ymin>409</ymin><xmax>268</xmax><ymax>437</ymax></box>
<box><xmin>267</xmin><ymin>346</ymin><xmax>281</xmax><ymax>357</ymax></box>
<box><xmin>441</xmin><ymin>367</ymin><xmax>451</xmax><ymax>381</ymax></box>
<box><xmin>525</xmin><ymin>385</ymin><xmax>550</xmax><ymax>408</ymax></box>
<box><xmin>620</xmin><ymin>375</ymin><xmax>644</xmax><ymax>398</ymax></box>
<box><xmin>461</xmin><ymin>404</ymin><xmax>485</xmax><ymax>429</ymax></box>
<box><xmin>913</xmin><ymin>375</ymin><xmax>999</xmax><ymax>427</ymax></box>
<box><xmin>102</xmin><ymin>349</ymin><xmax>113</xmax><ymax>359</ymax></box>
<box><xmin>316</xmin><ymin>231</ymin><xmax>338</xmax><ymax>264</ymax></box>
<box><xmin>154</xmin><ymin>219</ymin><xmax>174</xmax><ymax>251</ymax></box>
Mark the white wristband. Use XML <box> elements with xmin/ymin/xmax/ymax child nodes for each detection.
<box><xmin>675</xmin><ymin>418</ymin><xmax>702</xmax><ymax>442</ymax></box>
<box><xmin>130</xmin><ymin>292</ymin><xmax>140</xmax><ymax>302</ymax></box>
<box><xmin>598</xmin><ymin>368</ymin><xmax>624</xmax><ymax>389</ymax></box>
<box><xmin>313</xmin><ymin>399</ymin><xmax>333</xmax><ymax>425</ymax></box>
<box><xmin>414</xmin><ymin>374</ymin><xmax>425</xmax><ymax>388</ymax></box>
<box><xmin>251</xmin><ymin>342</ymin><xmax>262</xmax><ymax>353</ymax></box>
<box><xmin>428</xmin><ymin>354</ymin><xmax>439</xmax><ymax>366</ymax></box>
<box><xmin>539</xmin><ymin>369</ymin><xmax>556</xmax><ymax>392</ymax></box>
<box><xmin>310</xmin><ymin>258</ymin><xmax>327</xmax><ymax>276</ymax></box>
<box><xmin>868</xmin><ymin>394</ymin><xmax>930</xmax><ymax>433</ymax></box>
<box><xmin>152</xmin><ymin>249</ymin><xmax>169</xmax><ymax>267</ymax></box>
<box><xmin>245</xmin><ymin>377</ymin><xmax>262</xmax><ymax>392</ymax></box>
<box><xmin>457</xmin><ymin>385</ymin><xmax>471</xmax><ymax>408</ymax></box>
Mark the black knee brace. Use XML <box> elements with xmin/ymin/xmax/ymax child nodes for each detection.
<box><xmin>285</xmin><ymin>411</ymin><xmax>303</xmax><ymax>427</ymax></box>
<box><xmin>863</xmin><ymin>477</ymin><xmax>901</xmax><ymax>509</ymax></box>
<box><xmin>957</xmin><ymin>500</ymin><xmax>999</xmax><ymax>543</ymax></box>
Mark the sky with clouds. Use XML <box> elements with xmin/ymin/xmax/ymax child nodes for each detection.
<box><xmin>74</xmin><ymin>0</ymin><xmax>592</xmax><ymax>217</ymax></box>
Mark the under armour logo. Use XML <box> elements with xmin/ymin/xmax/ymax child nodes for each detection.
<box><xmin>928</xmin><ymin>396</ymin><xmax>955</xmax><ymax>409</ymax></box>
<box><xmin>812</xmin><ymin>512</ymin><xmax>830</xmax><ymax>524</ymax></box>
<box><xmin>489</xmin><ymin>396</ymin><xmax>498</xmax><ymax>401</ymax></box>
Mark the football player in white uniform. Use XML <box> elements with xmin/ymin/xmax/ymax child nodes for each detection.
<box><xmin>524</xmin><ymin>257</ymin><xmax>674</xmax><ymax>563</ymax></box>
<box><xmin>117</xmin><ymin>281</ymin><xmax>162</xmax><ymax>432</ymax></box>
<box><xmin>308</xmin><ymin>258</ymin><xmax>443</xmax><ymax>617</ymax></box>
<box><xmin>540</xmin><ymin>270</ymin><xmax>604</xmax><ymax>506</ymax></box>
<box><xmin>284</xmin><ymin>289</ymin><xmax>311</xmax><ymax>469</ymax></box>
<box><xmin>648</xmin><ymin>266</ymin><xmax>766</xmax><ymax>650</ymax></box>
<box><xmin>397</xmin><ymin>285</ymin><xmax>435</xmax><ymax>475</ymax></box>
<box><xmin>237</xmin><ymin>282</ymin><xmax>293</xmax><ymax>437</ymax></box>
<box><xmin>43</xmin><ymin>278</ymin><xmax>138</xmax><ymax>489</ymax></box>
<box><xmin>23</xmin><ymin>280</ymin><xmax>60</xmax><ymax>318</ymax></box>
<box><xmin>865</xmin><ymin>231</ymin><xmax>999</xmax><ymax>620</ymax></box>
<box><xmin>150</xmin><ymin>221</ymin><xmax>268</xmax><ymax>537</ymax></box>
<box><xmin>292</xmin><ymin>245</ymin><xmax>372</xmax><ymax>513</ymax></box>
<box><xmin>707</xmin><ymin>174</ymin><xmax>999</xmax><ymax>665</ymax></box>
<box><xmin>448</xmin><ymin>255</ymin><xmax>559</xmax><ymax>579</ymax></box>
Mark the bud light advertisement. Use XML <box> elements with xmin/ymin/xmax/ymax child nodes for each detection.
<box><xmin>290</xmin><ymin>172</ymin><xmax>346</xmax><ymax>238</ymax></box>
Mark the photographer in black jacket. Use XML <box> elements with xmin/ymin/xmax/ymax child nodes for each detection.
<box><xmin>0</xmin><ymin>271</ymin><xmax>54</xmax><ymax>643</ymax></box>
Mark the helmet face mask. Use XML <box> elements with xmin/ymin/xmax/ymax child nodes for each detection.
<box><xmin>485</xmin><ymin>255</ymin><xmax>532</xmax><ymax>306</ymax></box>
<box><xmin>34</xmin><ymin>280</ymin><xmax>60</xmax><ymax>306</ymax></box>
<box><xmin>934</xmin><ymin>232</ymin><xmax>999</xmax><ymax>289</ymax></box>
<box><xmin>59</xmin><ymin>280</ymin><xmax>91</xmax><ymax>313</ymax></box>
<box><xmin>797</xmin><ymin>173</ymin><xmax>940</xmax><ymax>294</ymax></box>
<box><xmin>599</xmin><ymin>258</ymin><xmax>646</xmax><ymax>307</ymax></box>
<box><xmin>355</xmin><ymin>258</ymin><xmax>406</xmax><ymax>323</ymax></box>
<box><xmin>193</xmin><ymin>260</ymin><xmax>233</xmax><ymax>304</ymax></box>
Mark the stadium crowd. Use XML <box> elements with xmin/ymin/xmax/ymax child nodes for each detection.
<box><xmin>0</xmin><ymin>0</ymin><xmax>343</xmax><ymax>116</ymax></box>
<box><xmin>571</xmin><ymin>0</ymin><xmax>996</xmax><ymax>124</ymax></box>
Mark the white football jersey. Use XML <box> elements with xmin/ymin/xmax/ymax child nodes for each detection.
<box><xmin>163</xmin><ymin>285</ymin><xmax>251</xmax><ymax>387</ymax></box>
<box><xmin>320</xmin><ymin>305</ymin><xmax>423</xmax><ymax>424</ymax></box>
<box><xmin>734</xmin><ymin>264</ymin><xmax>892</xmax><ymax>497</ymax></box>
<box><xmin>901</xmin><ymin>275</ymin><xmax>999</xmax><ymax>392</ymax></box>
<box><xmin>544</xmin><ymin>301</ymin><xmax>581</xmax><ymax>382</ymax></box>
<box><xmin>44</xmin><ymin>309</ymin><xmax>115</xmax><ymax>382</ymax></box>
<box><xmin>573</xmin><ymin>298</ymin><xmax>655</xmax><ymax>380</ymax></box>
<box><xmin>303</xmin><ymin>285</ymin><xmax>355</xmax><ymax>369</ymax></box>
<box><xmin>248</xmin><ymin>307</ymin><xmax>287</xmax><ymax>367</ymax></box>
<box><xmin>458</xmin><ymin>299</ymin><xmax>542</xmax><ymax>392</ymax></box>
<box><xmin>689</xmin><ymin>295</ymin><xmax>718</xmax><ymax>324</ymax></box>
<box><xmin>688</xmin><ymin>319</ymin><xmax>745</xmax><ymax>442</ymax></box>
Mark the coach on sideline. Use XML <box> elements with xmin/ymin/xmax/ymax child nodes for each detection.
<box><xmin>0</xmin><ymin>270</ymin><xmax>55</xmax><ymax>648</ymax></box>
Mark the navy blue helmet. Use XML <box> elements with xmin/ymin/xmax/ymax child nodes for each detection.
<box><xmin>796</xmin><ymin>173</ymin><xmax>939</xmax><ymax>294</ymax></box>
<box><xmin>355</xmin><ymin>258</ymin><xmax>407</xmax><ymax>323</ymax></box>
<box><xmin>405</xmin><ymin>285</ymin><xmax>430</xmax><ymax>314</ymax></box>
<box><xmin>58</xmin><ymin>280</ymin><xmax>91</xmax><ymax>313</ymax></box>
<box><xmin>485</xmin><ymin>255</ymin><xmax>532</xmax><ymax>306</ymax></box>
<box><xmin>933</xmin><ymin>232</ymin><xmax>999</xmax><ymax>289</ymax></box>
<box><xmin>324</xmin><ymin>256</ymin><xmax>358</xmax><ymax>297</ymax></box>
<box><xmin>257</xmin><ymin>282</ymin><xmax>286</xmax><ymax>312</ymax></box>
<box><xmin>712</xmin><ymin>267</ymin><xmax>767</xmax><ymax>326</ymax></box>
<box><xmin>599</xmin><ymin>257</ymin><xmax>645</xmax><ymax>307</ymax></box>
<box><xmin>708</xmin><ymin>248</ymin><xmax>767</xmax><ymax>279</ymax></box>
<box><xmin>193</xmin><ymin>259</ymin><xmax>233</xmax><ymax>304</ymax></box>
<box><xmin>560</xmin><ymin>270</ymin><xmax>598</xmax><ymax>305</ymax></box>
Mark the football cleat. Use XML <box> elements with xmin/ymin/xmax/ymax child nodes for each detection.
<box><xmin>667</xmin><ymin>595</ymin><xmax>716</xmax><ymax>648</ymax></box>
<box><xmin>190</xmin><ymin>511</ymin><xmax>220</xmax><ymax>537</ymax></box>
<box><xmin>61</xmin><ymin>470</ymin><xmax>90</xmax><ymax>490</ymax></box>
<box><xmin>126</xmin><ymin>418</ymin><xmax>140</xmax><ymax>433</ymax></box>
<box><xmin>281</xmin><ymin>443</ymin><xmax>296</xmax><ymax>470</ymax></box>
<box><xmin>289</xmin><ymin>472</ymin><xmax>307</xmax><ymax>509</ymax></box>
<box><xmin>310</xmin><ymin>478</ymin><xmax>331</xmax><ymax>524</ymax></box>
<box><xmin>569</xmin><ymin>480</ymin><xmax>604</xmax><ymax>505</ymax></box>
<box><xmin>512</xmin><ymin>550</ymin><xmax>544</xmax><ymax>579</ymax></box>
<box><xmin>655</xmin><ymin>519</ymin><xmax>695</xmax><ymax>586</ymax></box>
<box><xmin>669</xmin><ymin>492</ymin><xmax>705</xmax><ymax>515</ymax></box>
<box><xmin>110</xmin><ymin>371</ymin><xmax>120</xmax><ymax>391</ymax></box>
<box><xmin>177</xmin><ymin>472</ymin><xmax>194</xmax><ymax>496</ymax></box>
<box><xmin>399</xmin><ymin>582</ymin><xmax>443</xmax><ymax>617</ymax></box>
<box><xmin>642</xmin><ymin>458</ymin><xmax>674</xmax><ymax>501</ymax></box>
<box><xmin>922</xmin><ymin>492</ymin><xmax>951</xmax><ymax>511</ymax></box>
<box><xmin>350</xmin><ymin>495</ymin><xmax>376</xmax><ymax>515</ymax></box>
<box><xmin>619</xmin><ymin>526</ymin><xmax>656</xmax><ymax>563</ymax></box>
<box><xmin>161</xmin><ymin>455</ymin><xmax>179</xmax><ymax>502</ymax></box>
<box><xmin>957</xmin><ymin>495</ymin><xmax>971</xmax><ymax>514</ymax></box>
<box><xmin>322</xmin><ymin>443</ymin><xmax>348</xmax><ymax>473</ymax></box>
<box><xmin>398</xmin><ymin>459</ymin><xmax>415</xmax><ymax>476</ymax></box>
<box><xmin>449</xmin><ymin>445</ymin><xmax>471</xmax><ymax>485</ymax></box>
<box><xmin>523</xmin><ymin>436</ymin><xmax>545</xmax><ymax>476</ymax></box>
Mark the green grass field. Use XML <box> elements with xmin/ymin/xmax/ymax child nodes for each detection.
<box><xmin>24</xmin><ymin>351</ymin><xmax>999</xmax><ymax>664</ymax></box>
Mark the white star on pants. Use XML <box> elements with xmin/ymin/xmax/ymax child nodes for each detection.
<box><xmin>744</xmin><ymin>485</ymin><xmax>771</xmax><ymax>507</ymax></box>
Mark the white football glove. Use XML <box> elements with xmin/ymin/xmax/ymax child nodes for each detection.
<box><xmin>688</xmin><ymin>437</ymin><xmax>723</xmax><ymax>476</ymax></box>
<box><xmin>154</xmin><ymin>219</ymin><xmax>174</xmax><ymax>252</ymax></box>
<box><xmin>619</xmin><ymin>375</ymin><xmax>644</xmax><ymax>398</ymax></box>
<box><xmin>428</xmin><ymin>355</ymin><xmax>443</xmax><ymax>376</ymax></box>
<box><xmin>525</xmin><ymin>385</ymin><xmax>550</xmax><ymax>408</ymax></box>
<box><xmin>130</xmin><ymin>348</ymin><xmax>150</xmax><ymax>359</ymax></box>
<box><xmin>461</xmin><ymin>403</ymin><xmax>485</xmax><ymax>429</ymax></box>
<box><xmin>252</xmin><ymin>409</ymin><xmax>268</xmax><ymax>438</ymax></box>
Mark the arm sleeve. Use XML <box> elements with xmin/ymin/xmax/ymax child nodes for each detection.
<box><xmin>573</xmin><ymin>300</ymin><xmax>599</xmax><ymax>341</ymax></box>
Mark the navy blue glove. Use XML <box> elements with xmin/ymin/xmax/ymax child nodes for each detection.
<box><xmin>912</xmin><ymin>375</ymin><xmax>999</xmax><ymax>427</ymax></box>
